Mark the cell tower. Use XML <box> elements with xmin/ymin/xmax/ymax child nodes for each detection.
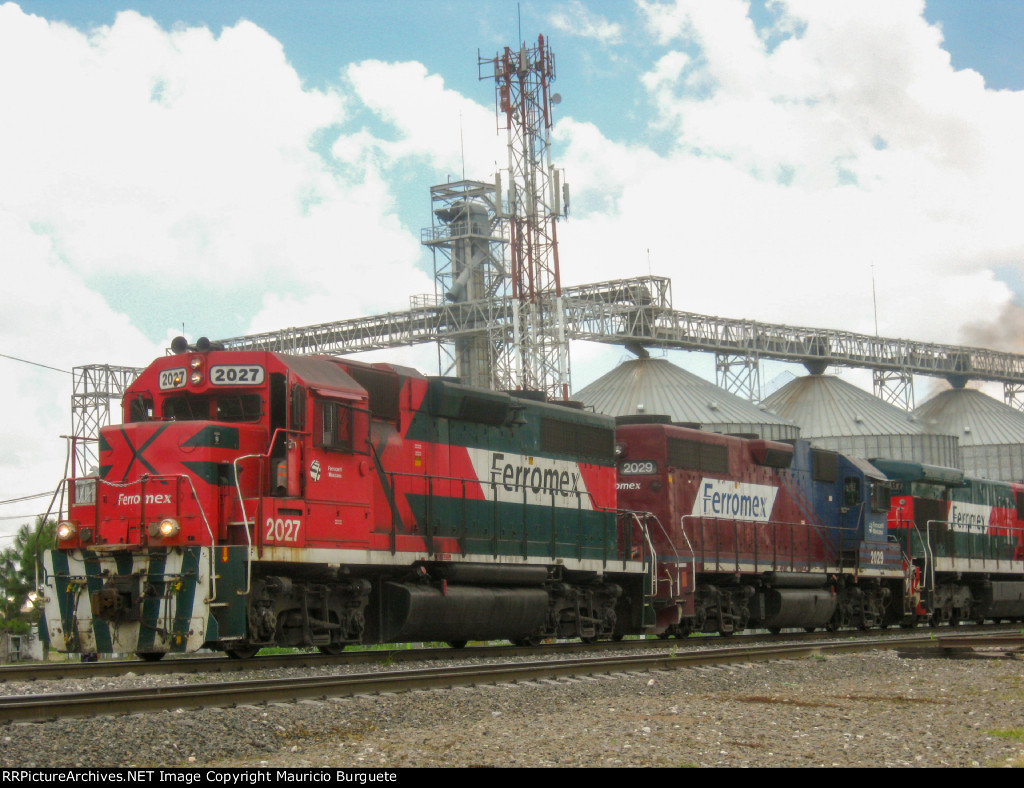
<box><xmin>480</xmin><ymin>34</ymin><xmax>570</xmax><ymax>400</ymax></box>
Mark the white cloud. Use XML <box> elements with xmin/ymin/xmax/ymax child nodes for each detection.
<box><xmin>0</xmin><ymin>210</ymin><xmax>165</xmax><ymax>539</ymax></box>
<box><xmin>549</xmin><ymin>1</ymin><xmax>624</xmax><ymax>44</ymax></box>
<box><xmin>552</xmin><ymin>0</ymin><xmax>1024</xmax><ymax>356</ymax></box>
<box><xmin>0</xmin><ymin>8</ymin><xmax>352</xmax><ymax>285</ymax></box>
<box><xmin>344</xmin><ymin>59</ymin><xmax>500</xmax><ymax>178</ymax></box>
<box><xmin>0</xmin><ymin>6</ymin><xmax>452</xmax><ymax>536</ymax></box>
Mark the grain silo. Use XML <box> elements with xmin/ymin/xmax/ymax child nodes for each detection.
<box><xmin>574</xmin><ymin>357</ymin><xmax>799</xmax><ymax>440</ymax></box>
<box><xmin>914</xmin><ymin>385</ymin><xmax>1024</xmax><ymax>482</ymax></box>
<box><xmin>760</xmin><ymin>374</ymin><xmax>959</xmax><ymax>465</ymax></box>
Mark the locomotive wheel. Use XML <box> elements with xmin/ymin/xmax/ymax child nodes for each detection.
<box><xmin>768</xmin><ymin>627</ymin><xmax>782</xmax><ymax>635</ymax></box>
<box><xmin>446</xmin><ymin>640</ymin><xmax>468</xmax><ymax>649</ymax></box>
<box><xmin>136</xmin><ymin>652</ymin><xmax>165</xmax><ymax>662</ymax></box>
<box><xmin>318</xmin><ymin>644</ymin><xmax>346</xmax><ymax>655</ymax></box>
<box><xmin>225</xmin><ymin>646</ymin><xmax>260</xmax><ymax>659</ymax></box>
<box><xmin>804</xmin><ymin>627</ymin><xmax>816</xmax><ymax>633</ymax></box>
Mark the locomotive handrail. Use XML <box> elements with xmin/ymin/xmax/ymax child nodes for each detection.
<box><xmin>641</xmin><ymin>513</ymin><xmax>661</xmax><ymax>596</ymax></box>
<box><xmin>380</xmin><ymin>467</ymin><xmax>621</xmax><ymax>565</ymax></box>
<box><xmin>924</xmin><ymin>518</ymin><xmax>1024</xmax><ymax>578</ymax></box>
<box><xmin>681</xmin><ymin>514</ymin><xmax>838</xmax><ymax>575</ymax></box>
<box><xmin>909</xmin><ymin>521</ymin><xmax>927</xmax><ymax>589</ymax></box>
<box><xmin>637</xmin><ymin>511</ymin><xmax>686</xmax><ymax>598</ymax></box>
<box><xmin>231</xmin><ymin>427</ymin><xmax>308</xmax><ymax>596</ymax></box>
<box><xmin>924</xmin><ymin>519</ymin><xmax>942</xmax><ymax>596</ymax></box>
<box><xmin>232</xmin><ymin>453</ymin><xmax>262</xmax><ymax>597</ymax></box>
<box><xmin>67</xmin><ymin>473</ymin><xmax>220</xmax><ymax>603</ymax></box>
<box><xmin>383</xmin><ymin>467</ymin><xmax>613</xmax><ymax>513</ymax></box>
<box><xmin>899</xmin><ymin>543</ymin><xmax>921</xmax><ymax>617</ymax></box>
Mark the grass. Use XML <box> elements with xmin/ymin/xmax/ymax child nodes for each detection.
<box><xmin>986</xmin><ymin>728</ymin><xmax>1024</xmax><ymax>743</ymax></box>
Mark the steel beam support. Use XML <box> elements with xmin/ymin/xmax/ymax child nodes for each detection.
<box><xmin>71</xmin><ymin>365</ymin><xmax>141</xmax><ymax>477</ymax></box>
<box><xmin>1004</xmin><ymin>383</ymin><xmax>1024</xmax><ymax>412</ymax></box>
<box><xmin>216</xmin><ymin>273</ymin><xmax>1024</xmax><ymax>396</ymax></box>
<box><xmin>716</xmin><ymin>353</ymin><xmax>762</xmax><ymax>404</ymax></box>
<box><xmin>872</xmin><ymin>369</ymin><xmax>915</xmax><ymax>411</ymax></box>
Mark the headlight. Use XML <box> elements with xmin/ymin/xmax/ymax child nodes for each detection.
<box><xmin>56</xmin><ymin>521</ymin><xmax>76</xmax><ymax>541</ymax></box>
<box><xmin>156</xmin><ymin>518</ymin><xmax>180</xmax><ymax>538</ymax></box>
<box><xmin>190</xmin><ymin>357</ymin><xmax>202</xmax><ymax>370</ymax></box>
<box><xmin>190</xmin><ymin>371</ymin><xmax>203</xmax><ymax>385</ymax></box>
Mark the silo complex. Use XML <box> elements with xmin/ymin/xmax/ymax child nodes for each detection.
<box><xmin>761</xmin><ymin>374</ymin><xmax>959</xmax><ymax>466</ymax></box>
<box><xmin>574</xmin><ymin>357</ymin><xmax>799</xmax><ymax>440</ymax></box>
<box><xmin>914</xmin><ymin>386</ymin><xmax>1024</xmax><ymax>482</ymax></box>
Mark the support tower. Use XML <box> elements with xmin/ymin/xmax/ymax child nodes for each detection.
<box><xmin>421</xmin><ymin>179</ymin><xmax>510</xmax><ymax>389</ymax></box>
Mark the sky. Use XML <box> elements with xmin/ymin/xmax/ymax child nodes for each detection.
<box><xmin>2</xmin><ymin>0</ymin><xmax>1024</xmax><ymax>539</ymax></box>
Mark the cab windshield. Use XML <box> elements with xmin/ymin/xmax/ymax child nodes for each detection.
<box><xmin>163</xmin><ymin>394</ymin><xmax>262</xmax><ymax>422</ymax></box>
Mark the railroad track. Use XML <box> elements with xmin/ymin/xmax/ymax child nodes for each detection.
<box><xmin>0</xmin><ymin>630</ymin><xmax>991</xmax><ymax>724</ymax></box>
<box><xmin>0</xmin><ymin>638</ymin><xmax>662</xmax><ymax>683</ymax></box>
<box><xmin>2</xmin><ymin>623</ymin><xmax>1017</xmax><ymax>684</ymax></box>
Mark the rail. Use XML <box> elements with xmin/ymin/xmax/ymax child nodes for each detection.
<box><xmin>0</xmin><ymin>633</ymin><xmax>949</xmax><ymax>724</ymax></box>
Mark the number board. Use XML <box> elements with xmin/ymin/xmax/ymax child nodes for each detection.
<box><xmin>620</xmin><ymin>460</ymin><xmax>658</xmax><ymax>475</ymax></box>
<box><xmin>210</xmin><ymin>365</ymin><xmax>266</xmax><ymax>386</ymax></box>
<box><xmin>158</xmin><ymin>368</ymin><xmax>187</xmax><ymax>391</ymax></box>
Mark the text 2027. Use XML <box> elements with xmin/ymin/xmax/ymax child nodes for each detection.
<box><xmin>210</xmin><ymin>365</ymin><xmax>265</xmax><ymax>385</ymax></box>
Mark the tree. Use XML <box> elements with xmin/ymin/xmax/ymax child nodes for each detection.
<box><xmin>0</xmin><ymin>517</ymin><xmax>56</xmax><ymax>633</ymax></box>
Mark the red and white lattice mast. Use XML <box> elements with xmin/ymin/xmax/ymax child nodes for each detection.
<box><xmin>481</xmin><ymin>34</ymin><xmax>570</xmax><ymax>400</ymax></box>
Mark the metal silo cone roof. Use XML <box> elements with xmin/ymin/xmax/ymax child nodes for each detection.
<box><xmin>914</xmin><ymin>387</ymin><xmax>1024</xmax><ymax>446</ymax></box>
<box><xmin>760</xmin><ymin>374</ymin><xmax>923</xmax><ymax>437</ymax></box>
<box><xmin>573</xmin><ymin>357</ymin><xmax>798</xmax><ymax>439</ymax></box>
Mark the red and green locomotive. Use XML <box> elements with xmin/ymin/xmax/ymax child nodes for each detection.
<box><xmin>873</xmin><ymin>459</ymin><xmax>1024</xmax><ymax>625</ymax></box>
<box><xmin>42</xmin><ymin>340</ymin><xmax>649</xmax><ymax>659</ymax></box>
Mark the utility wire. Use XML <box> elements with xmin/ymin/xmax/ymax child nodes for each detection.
<box><xmin>0</xmin><ymin>492</ymin><xmax>54</xmax><ymax>506</ymax></box>
<box><xmin>0</xmin><ymin>352</ymin><xmax>72</xmax><ymax>375</ymax></box>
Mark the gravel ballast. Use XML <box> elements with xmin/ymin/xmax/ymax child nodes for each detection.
<box><xmin>2</xmin><ymin>649</ymin><xmax>1023</xmax><ymax>768</ymax></box>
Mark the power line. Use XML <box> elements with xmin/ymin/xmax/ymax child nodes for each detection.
<box><xmin>0</xmin><ymin>492</ymin><xmax>54</xmax><ymax>507</ymax></box>
<box><xmin>0</xmin><ymin>511</ymin><xmax>57</xmax><ymax>522</ymax></box>
<box><xmin>0</xmin><ymin>352</ymin><xmax>71</xmax><ymax>375</ymax></box>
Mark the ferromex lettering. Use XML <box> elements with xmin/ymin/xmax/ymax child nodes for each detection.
<box><xmin>116</xmin><ymin>493</ymin><xmax>173</xmax><ymax>506</ymax></box>
<box><xmin>467</xmin><ymin>449</ymin><xmax>593</xmax><ymax>510</ymax></box>
<box><xmin>948</xmin><ymin>501</ymin><xmax>992</xmax><ymax>534</ymax></box>
<box><xmin>691</xmin><ymin>478</ymin><xmax>778</xmax><ymax>522</ymax></box>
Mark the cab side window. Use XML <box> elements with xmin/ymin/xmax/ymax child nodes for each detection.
<box><xmin>317</xmin><ymin>400</ymin><xmax>353</xmax><ymax>452</ymax></box>
<box><xmin>843</xmin><ymin>476</ymin><xmax>861</xmax><ymax>508</ymax></box>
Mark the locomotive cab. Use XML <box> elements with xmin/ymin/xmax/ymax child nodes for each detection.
<box><xmin>42</xmin><ymin>344</ymin><xmax>376</xmax><ymax>658</ymax></box>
